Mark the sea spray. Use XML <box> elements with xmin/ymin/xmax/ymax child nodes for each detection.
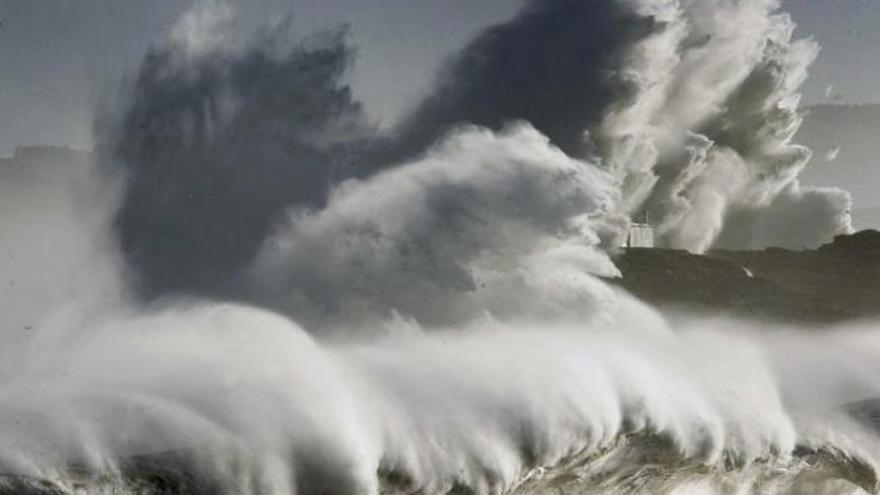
<box><xmin>0</xmin><ymin>0</ymin><xmax>874</xmax><ymax>493</ymax></box>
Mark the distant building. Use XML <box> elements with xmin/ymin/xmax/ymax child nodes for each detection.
<box><xmin>625</xmin><ymin>212</ymin><xmax>654</xmax><ymax>249</ymax></box>
<box><xmin>626</xmin><ymin>223</ymin><xmax>654</xmax><ymax>248</ymax></box>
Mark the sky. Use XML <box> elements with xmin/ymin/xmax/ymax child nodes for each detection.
<box><xmin>0</xmin><ymin>0</ymin><xmax>877</xmax><ymax>156</ymax></box>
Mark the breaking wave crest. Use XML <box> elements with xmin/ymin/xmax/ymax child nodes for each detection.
<box><xmin>2</xmin><ymin>301</ymin><xmax>880</xmax><ymax>494</ymax></box>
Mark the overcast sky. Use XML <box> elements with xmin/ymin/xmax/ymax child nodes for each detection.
<box><xmin>0</xmin><ymin>0</ymin><xmax>877</xmax><ymax>156</ymax></box>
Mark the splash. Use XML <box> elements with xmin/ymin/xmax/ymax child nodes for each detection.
<box><xmin>249</xmin><ymin>123</ymin><xmax>619</xmax><ymax>331</ymax></box>
<box><xmin>107</xmin><ymin>0</ymin><xmax>852</xmax><ymax>298</ymax></box>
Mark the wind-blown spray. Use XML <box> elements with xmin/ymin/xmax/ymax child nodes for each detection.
<box><xmin>108</xmin><ymin>0</ymin><xmax>853</xmax><ymax>298</ymax></box>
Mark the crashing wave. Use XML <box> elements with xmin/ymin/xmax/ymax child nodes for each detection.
<box><xmin>0</xmin><ymin>1</ymin><xmax>873</xmax><ymax>494</ymax></box>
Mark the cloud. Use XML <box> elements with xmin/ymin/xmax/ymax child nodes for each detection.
<box><xmin>369</xmin><ymin>0</ymin><xmax>661</xmax><ymax>165</ymax></box>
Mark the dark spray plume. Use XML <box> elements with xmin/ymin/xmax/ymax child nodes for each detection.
<box><xmin>250</xmin><ymin>123</ymin><xmax>620</xmax><ymax>331</ymax></box>
<box><xmin>370</xmin><ymin>0</ymin><xmax>662</xmax><ymax>164</ymax></box>
<box><xmin>108</xmin><ymin>0</ymin><xmax>648</xmax><ymax>299</ymax></box>
<box><xmin>106</xmin><ymin>8</ymin><xmax>372</xmax><ymax>297</ymax></box>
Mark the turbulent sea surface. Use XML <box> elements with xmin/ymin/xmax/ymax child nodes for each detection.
<box><xmin>4</xmin><ymin>445</ymin><xmax>879</xmax><ymax>495</ymax></box>
<box><xmin>4</xmin><ymin>419</ymin><xmax>880</xmax><ymax>494</ymax></box>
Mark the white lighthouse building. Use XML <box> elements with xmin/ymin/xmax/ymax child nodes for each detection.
<box><xmin>624</xmin><ymin>212</ymin><xmax>654</xmax><ymax>249</ymax></box>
